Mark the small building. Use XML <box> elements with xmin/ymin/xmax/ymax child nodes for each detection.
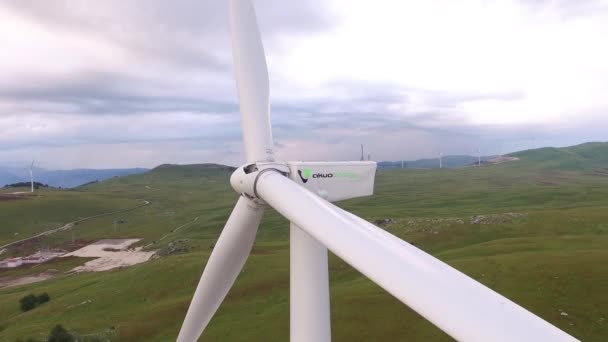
<box><xmin>22</xmin><ymin>256</ymin><xmax>43</xmax><ymax>264</ymax></box>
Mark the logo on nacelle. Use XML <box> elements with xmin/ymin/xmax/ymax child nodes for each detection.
<box><xmin>297</xmin><ymin>168</ymin><xmax>312</xmax><ymax>183</ymax></box>
<box><xmin>298</xmin><ymin>168</ymin><xmax>337</xmax><ymax>183</ymax></box>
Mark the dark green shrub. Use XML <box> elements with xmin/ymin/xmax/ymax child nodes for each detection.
<box><xmin>48</xmin><ymin>325</ymin><xmax>74</xmax><ymax>342</ymax></box>
<box><xmin>36</xmin><ymin>293</ymin><xmax>50</xmax><ymax>304</ymax></box>
<box><xmin>19</xmin><ymin>294</ymin><xmax>37</xmax><ymax>312</ymax></box>
<box><xmin>18</xmin><ymin>292</ymin><xmax>51</xmax><ymax>312</ymax></box>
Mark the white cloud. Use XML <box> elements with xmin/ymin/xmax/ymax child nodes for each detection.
<box><xmin>275</xmin><ymin>0</ymin><xmax>608</xmax><ymax>125</ymax></box>
<box><xmin>0</xmin><ymin>0</ymin><xmax>607</xmax><ymax>168</ymax></box>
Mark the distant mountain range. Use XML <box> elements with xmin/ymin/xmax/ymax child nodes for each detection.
<box><xmin>3</xmin><ymin>141</ymin><xmax>606</xmax><ymax>188</ymax></box>
<box><xmin>0</xmin><ymin>167</ymin><xmax>148</xmax><ymax>188</ymax></box>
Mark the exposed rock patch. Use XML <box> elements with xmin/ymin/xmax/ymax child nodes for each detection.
<box><xmin>153</xmin><ymin>239</ymin><xmax>190</xmax><ymax>258</ymax></box>
<box><xmin>470</xmin><ymin>212</ymin><xmax>527</xmax><ymax>225</ymax></box>
<box><xmin>375</xmin><ymin>212</ymin><xmax>527</xmax><ymax>236</ymax></box>
<box><xmin>374</xmin><ymin>218</ymin><xmax>395</xmax><ymax>225</ymax></box>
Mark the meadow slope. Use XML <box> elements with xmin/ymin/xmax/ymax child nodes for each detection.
<box><xmin>1</xmin><ymin>144</ymin><xmax>607</xmax><ymax>341</ymax></box>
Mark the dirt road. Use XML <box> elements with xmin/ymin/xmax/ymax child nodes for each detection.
<box><xmin>0</xmin><ymin>200</ymin><xmax>150</xmax><ymax>251</ymax></box>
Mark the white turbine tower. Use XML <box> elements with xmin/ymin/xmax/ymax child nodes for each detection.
<box><xmin>478</xmin><ymin>147</ymin><xmax>481</xmax><ymax>167</ymax></box>
<box><xmin>29</xmin><ymin>159</ymin><xmax>35</xmax><ymax>193</ymax></box>
<box><xmin>439</xmin><ymin>152</ymin><xmax>443</xmax><ymax>169</ymax></box>
<box><xmin>177</xmin><ymin>2</ymin><xmax>578</xmax><ymax>341</ymax></box>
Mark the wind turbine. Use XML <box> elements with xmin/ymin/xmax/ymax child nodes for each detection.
<box><xmin>439</xmin><ymin>152</ymin><xmax>443</xmax><ymax>169</ymax></box>
<box><xmin>29</xmin><ymin>159</ymin><xmax>35</xmax><ymax>193</ymax></box>
<box><xmin>360</xmin><ymin>144</ymin><xmax>364</xmax><ymax>161</ymax></box>
<box><xmin>478</xmin><ymin>147</ymin><xmax>481</xmax><ymax>167</ymax></box>
<box><xmin>177</xmin><ymin>1</ymin><xmax>578</xmax><ymax>341</ymax></box>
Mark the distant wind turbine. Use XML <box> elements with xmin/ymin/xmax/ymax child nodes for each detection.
<box><xmin>29</xmin><ymin>160</ymin><xmax>35</xmax><ymax>193</ymax></box>
<box><xmin>360</xmin><ymin>144</ymin><xmax>364</xmax><ymax>161</ymax></box>
<box><xmin>439</xmin><ymin>152</ymin><xmax>443</xmax><ymax>169</ymax></box>
<box><xmin>477</xmin><ymin>147</ymin><xmax>481</xmax><ymax>167</ymax></box>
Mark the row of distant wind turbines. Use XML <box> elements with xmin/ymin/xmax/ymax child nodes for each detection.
<box><xmin>372</xmin><ymin>146</ymin><xmax>486</xmax><ymax>169</ymax></box>
<box><xmin>436</xmin><ymin>147</ymin><xmax>483</xmax><ymax>169</ymax></box>
<box><xmin>21</xmin><ymin>143</ymin><xmax>498</xmax><ymax>201</ymax></box>
<box><xmin>23</xmin><ymin>144</ymin><xmax>494</xmax><ymax>197</ymax></box>
<box><xmin>24</xmin><ymin>145</ymin><xmax>486</xmax><ymax>191</ymax></box>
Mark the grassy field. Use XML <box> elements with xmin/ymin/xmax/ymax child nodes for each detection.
<box><xmin>0</xmin><ymin>143</ymin><xmax>607</xmax><ymax>341</ymax></box>
<box><xmin>0</xmin><ymin>189</ymin><xmax>141</xmax><ymax>249</ymax></box>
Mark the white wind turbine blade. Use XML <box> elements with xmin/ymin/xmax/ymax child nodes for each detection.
<box><xmin>177</xmin><ymin>197</ymin><xmax>264</xmax><ymax>342</ymax></box>
<box><xmin>255</xmin><ymin>171</ymin><xmax>578</xmax><ymax>342</ymax></box>
<box><xmin>230</xmin><ymin>0</ymin><xmax>274</xmax><ymax>163</ymax></box>
<box><xmin>179</xmin><ymin>2</ymin><xmax>275</xmax><ymax>340</ymax></box>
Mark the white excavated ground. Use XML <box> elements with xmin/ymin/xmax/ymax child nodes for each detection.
<box><xmin>62</xmin><ymin>239</ymin><xmax>155</xmax><ymax>272</ymax></box>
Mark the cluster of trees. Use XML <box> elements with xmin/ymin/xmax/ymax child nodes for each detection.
<box><xmin>47</xmin><ymin>325</ymin><xmax>74</xmax><ymax>342</ymax></box>
<box><xmin>19</xmin><ymin>292</ymin><xmax>50</xmax><ymax>312</ymax></box>
<box><xmin>3</xmin><ymin>181</ymin><xmax>49</xmax><ymax>189</ymax></box>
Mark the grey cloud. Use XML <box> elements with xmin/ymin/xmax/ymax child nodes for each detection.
<box><xmin>0</xmin><ymin>0</ymin><xmax>337</xmax><ymax>124</ymax></box>
<box><xmin>2</xmin><ymin>129</ymin><xmax>243</xmax><ymax>150</ymax></box>
<box><xmin>4</xmin><ymin>0</ymin><xmax>336</xmax><ymax>69</ymax></box>
<box><xmin>273</xmin><ymin>84</ymin><xmax>523</xmax><ymax>129</ymax></box>
<box><xmin>0</xmin><ymin>70</ymin><xmax>239</xmax><ymax>115</ymax></box>
<box><xmin>6</xmin><ymin>0</ymin><xmax>336</xmax><ymax>35</ymax></box>
<box><xmin>0</xmin><ymin>1</ymin><xmax>604</xmax><ymax>169</ymax></box>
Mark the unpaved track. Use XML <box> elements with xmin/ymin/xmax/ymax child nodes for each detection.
<box><xmin>141</xmin><ymin>216</ymin><xmax>199</xmax><ymax>249</ymax></box>
<box><xmin>0</xmin><ymin>200</ymin><xmax>150</xmax><ymax>250</ymax></box>
<box><xmin>0</xmin><ymin>270</ymin><xmax>58</xmax><ymax>289</ymax></box>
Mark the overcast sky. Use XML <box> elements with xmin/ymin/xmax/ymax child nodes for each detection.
<box><xmin>1</xmin><ymin>0</ymin><xmax>606</xmax><ymax>169</ymax></box>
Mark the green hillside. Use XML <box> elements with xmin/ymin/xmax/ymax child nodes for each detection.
<box><xmin>1</xmin><ymin>145</ymin><xmax>607</xmax><ymax>341</ymax></box>
<box><xmin>509</xmin><ymin>141</ymin><xmax>608</xmax><ymax>171</ymax></box>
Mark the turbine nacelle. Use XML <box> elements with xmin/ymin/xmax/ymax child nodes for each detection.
<box><xmin>230</xmin><ymin>161</ymin><xmax>377</xmax><ymax>203</ymax></box>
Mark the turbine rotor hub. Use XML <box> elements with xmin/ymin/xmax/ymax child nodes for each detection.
<box><xmin>230</xmin><ymin>162</ymin><xmax>290</xmax><ymax>201</ymax></box>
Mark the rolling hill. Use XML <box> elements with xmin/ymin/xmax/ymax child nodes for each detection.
<box><xmin>0</xmin><ymin>167</ymin><xmax>148</xmax><ymax>188</ymax></box>
<box><xmin>0</xmin><ymin>143</ymin><xmax>607</xmax><ymax>341</ymax></box>
<box><xmin>509</xmin><ymin>141</ymin><xmax>608</xmax><ymax>171</ymax></box>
